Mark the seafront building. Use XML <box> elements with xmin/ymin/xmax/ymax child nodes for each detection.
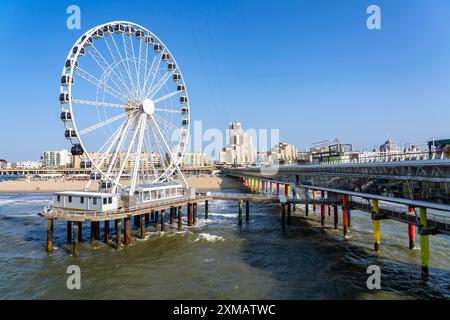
<box><xmin>182</xmin><ymin>152</ymin><xmax>210</xmax><ymax>167</ymax></box>
<box><xmin>219</xmin><ymin>122</ymin><xmax>257</xmax><ymax>165</ymax></box>
<box><xmin>41</xmin><ymin>150</ymin><xmax>72</xmax><ymax>168</ymax></box>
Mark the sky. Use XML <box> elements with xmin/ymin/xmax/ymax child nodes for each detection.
<box><xmin>1</xmin><ymin>0</ymin><xmax>450</xmax><ymax>161</ymax></box>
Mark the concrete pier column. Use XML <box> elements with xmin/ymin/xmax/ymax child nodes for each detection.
<box><xmin>124</xmin><ymin>217</ymin><xmax>131</xmax><ymax>246</ymax></box>
<box><xmin>419</xmin><ymin>207</ymin><xmax>429</xmax><ymax>278</ymax></box>
<box><xmin>154</xmin><ymin>211</ymin><xmax>159</xmax><ymax>227</ymax></box>
<box><xmin>281</xmin><ymin>203</ymin><xmax>286</xmax><ymax>228</ymax></box>
<box><xmin>245</xmin><ymin>201</ymin><xmax>250</xmax><ymax>223</ymax></box>
<box><xmin>333</xmin><ymin>205</ymin><xmax>338</xmax><ymax>229</ymax></box>
<box><xmin>342</xmin><ymin>195</ymin><xmax>349</xmax><ymax>237</ymax></box>
<box><xmin>115</xmin><ymin>219</ymin><xmax>121</xmax><ymax>250</ymax></box>
<box><xmin>178</xmin><ymin>206</ymin><xmax>183</xmax><ymax>230</ymax></box>
<box><xmin>372</xmin><ymin>199</ymin><xmax>381</xmax><ymax>252</ymax></box>
<box><xmin>140</xmin><ymin>214</ymin><xmax>146</xmax><ymax>239</ymax></box>
<box><xmin>170</xmin><ymin>207</ymin><xmax>175</xmax><ymax>225</ymax></box>
<box><xmin>205</xmin><ymin>200</ymin><xmax>209</xmax><ymax>219</ymax></box>
<box><xmin>67</xmin><ymin>221</ymin><xmax>72</xmax><ymax>243</ymax></box>
<box><xmin>46</xmin><ymin>219</ymin><xmax>54</xmax><ymax>253</ymax></box>
<box><xmin>104</xmin><ymin>221</ymin><xmax>110</xmax><ymax>243</ymax></box>
<box><xmin>187</xmin><ymin>203</ymin><xmax>193</xmax><ymax>226</ymax></box>
<box><xmin>238</xmin><ymin>200</ymin><xmax>243</xmax><ymax>225</ymax></box>
<box><xmin>408</xmin><ymin>207</ymin><xmax>416</xmax><ymax>249</ymax></box>
<box><xmin>160</xmin><ymin>209</ymin><xmax>165</xmax><ymax>231</ymax></box>
<box><xmin>284</xmin><ymin>184</ymin><xmax>289</xmax><ymax>198</ymax></box>
<box><xmin>193</xmin><ymin>203</ymin><xmax>197</xmax><ymax>224</ymax></box>
<box><xmin>287</xmin><ymin>203</ymin><xmax>291</xmax><ymax>225</ymax></box>
<box><xmin>73</xmin><ymin>222</ymin><xmax>79</xmax><ymax>256</ymax></box>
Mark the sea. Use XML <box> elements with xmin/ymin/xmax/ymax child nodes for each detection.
<box><xmin>0</xmin><ymin>192</ymin><xmax>448</xmax><ymax>299</ymax></box>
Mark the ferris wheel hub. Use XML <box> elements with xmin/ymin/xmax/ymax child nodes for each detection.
<box><xmin>141</xmin><ymin>98</ymin><xmax>155</xmax><ymax>115</ymax></box>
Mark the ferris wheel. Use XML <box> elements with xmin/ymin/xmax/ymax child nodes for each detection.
<box><xmin>59</xmin><ymin>21</ymin><xmax>190</xmax><ymax>194</ymax></box>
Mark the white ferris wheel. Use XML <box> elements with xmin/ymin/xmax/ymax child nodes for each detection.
<box><xmin>59</xmin><ymin>21</ymin><xmax>190</xmax><ymax>195</ymax></box>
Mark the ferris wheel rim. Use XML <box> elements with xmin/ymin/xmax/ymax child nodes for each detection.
<box><xmin>60</xmin><ymin>20</ymin><xmax>190</xmax><ymax>189</ymax></box>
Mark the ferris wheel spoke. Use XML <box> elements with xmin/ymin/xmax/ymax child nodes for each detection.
<box><xmin>75</xmin><ymin>67</ymin><xmax>128</xmax><ymax>102</ymax></box>
<box><xmin>147</xmin><ymin>72</ymin><xmax>172</xmax><ymax>99</ymax></box>
<box><xmin>148</xmin><ymin>120</ymin><xmax>171</xmax><ymax>180</ymax></box>
<box><xmin>78</xmin><ymin>112</ymin><xmax>129</xmax><ymax>136</ymax></box>
<box><xmin>108</xmin><ymin>35</ymin><xmax>138</xmax><ymax>99</ymax></box>
<box><xmin>141</xmin><ymin>53</ymin><xmax>161</xmax><ymax>99</ymax></box>
<box><xmin>153</xmin><ymin>91</ymin><xmax>180</xmax><ymax>104</ymax></box>
<box><xmin>149</xmin><ymin>115</ymin><xmax>187</xmax><ymax>186</ymax></box>
<box><xmin>112</xmin><ymin>114</ymin><xmax>143</xmax><ymax>189</ymax></box>
<box><xmin>87</xmin><ymin>44</ymin><xmax>134</xmax><ymax>99</ymax></box>
<box><xmin>153</xmin><ymin>113</ymin><xmax>181</xmax><ymax>133</ymax></box>
<box><xmin>130</xmin><ymin>114</ymin><xmax>147</xmax><ymax>194</ymax></box>
<box><xmin>121</xmin><ymin>33</ymin><xmax>138</xmax><ymax>96</ymax></box>
<box><xmin>127</xmin><ymin>34</ymin><xmax>140</xmax><ymax>92</ymax></box>
<box><xmin>72</xmin><ymin>99</ymin><xmax>129</xmax><ymax>109</ymax></box>
<box><xmin>143</xmin><ymin>132</ymin><xmax>158</xmax><ymax>179</ymax></box>
<box><xmin>94</xmin><ymin>119</ymin><xmax>128</xmax><ymax>170</ymax></box>
<box><xmin>106</xmin><ymin>113</ymin><xmax>136</xmax><ymax>177</ymax></box>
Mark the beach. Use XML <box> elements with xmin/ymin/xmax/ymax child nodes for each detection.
<box><xmin>0</xmin><ymin>175</ymin><xmax>243</xmax><ymax>193</ymax></box>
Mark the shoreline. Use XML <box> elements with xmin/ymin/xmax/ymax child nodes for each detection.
<box><xmin>0</xmin><ymin>176</ymin><xmax>244</xmax><ymax>193</ymax></box>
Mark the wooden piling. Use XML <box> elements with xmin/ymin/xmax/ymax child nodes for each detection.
<box><xmin>305</xmin><ymin>203</ymin><xmax>309</xmax><ymax>216</ymax></box>
<box><xmin>104</xmin><ymin>220</ymin><xmax>110</xmax><ymax>243</ymax></box>
<box><xmin>187</xmin><ymin>203</ymin><xmax>193</xmax><ymax>226</ymax></box>
<box><xmin>333</xmin><ymin>205</ymin><xmax>338</xmax><ymax>229</ymax></box>
<box><xmin>145</xmin><ymin>213</ymin><xmax>149</xmax><ymax>227</ymax></box>
<box><xmin>151</xmin><ymin>210</ymin><xmax>155</xmax><ymax>222</ymax></box>
<box><xmin>115</xmin><ymin>219</ymin><xmax>122</xmax><ymax>250</ymax></box>
<box><xmin>170</xmin><ymin>207</ymin><xmax>175</xmax><ymax>225</ymax></box>
<box><xmin>46</xmin><ymin>218</ymin><xmax>54</xmax><ymax>253</ymax></box>
<box><xmin>140</xmin><ymin>214</ymin><xmax>146</xmax><ymax>239</ymax></box>
<box><xmin>124</xmin><ymin>217</ymin><xmax>131</xmax><ymax>246</ymax></box>
<box><xmin>178</xmin><ymin>206</ymin><xmax>183</xmax><ymax>230</ymax></box>
<box><xmin>90</xmin><ymin>221</ymin><xmax>98</xmax><ymax>248</ymax></box>
<box><xmin>321</xmin><ymin>203</ymin><xmax>325</xmax><ymax>226</ymax></box>
<box><xmin>67</xmin><ymin>221</ymin><xmax>72</xmax><ymax>243</ymax></box>
<box><xmin>193</xmin><ymin>203</ymin><xmax>197</xmax><ymax>224</ymax></box>
<box><xmin>134</xmin><ymin>216</ymin><xmax>140</xmax><ymax>229</ymax></box>
<box><xmin>73</xmin><ymin>222</ymin><xmax>79</xmax><ymax>257</ymax></box>
<box><xmin>154</xmin><ymin>211</ymin><xmax>159</xmax><ymax>227</ymax></box>
<box><xmin>245</xmin><ymin>201</ymin><xmax>250</xmax><ymax>223</ymax></box>
<box><xmin>205</xmin><ymin>200</ymin><xmax>209</xmax><ymax>220</ymax></box>
<box><xmin>238</xmin><ymin>200</ymin><xmax>243</xmax><ymax>225</ymax></box>
<box><xmin>287</xmin><ymin>203</ymin><xmax>291</xmax><ymax>225</ymax></box>
<box><xmin>78</xmin><ymin>222</ymin><xmax>83</xmax><ymax>242</ymax></box>
<box><xmin>161</xmin><ymin>209</ymin><xmax>165</xmax><ymax>231</ymax></box>
<box><xmin>281</xmin><ymin>203</ymin><xmax>286</xmax><ymax>228</ymax></box>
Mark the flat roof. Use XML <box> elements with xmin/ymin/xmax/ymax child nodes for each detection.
<box><xmin>53</xmin><ymin>191</ymin><xmax>118</xmax><ymax>197</ymax></box>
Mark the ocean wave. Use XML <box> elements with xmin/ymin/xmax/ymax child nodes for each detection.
<box><xmin>0</xmin><ymin>199</ymin><xmax>51</xmax><ymax>206</ymax></box>
<box><xmin>208</xmin><ymin>213</ymin><xmax>238</xmax><ymax>218</ymax></box>
<box><xmin>192</xmin><ymin>233</ymin><xmax>225</xmax><ymax>243</ymax></box>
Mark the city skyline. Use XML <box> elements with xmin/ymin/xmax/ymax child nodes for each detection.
<box><xmin>1</xmin><ymin>0</ymin><xmax>450</xmax><ymax>161</ymax></box>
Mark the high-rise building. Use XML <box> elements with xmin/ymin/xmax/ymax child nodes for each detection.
<box><xmin>219</xmin><ymin>122</ymin><xmax>257</xmax><ymax>165</ymax></box>
<box><xmin>42</xmin><ymin>150</ymin><xmax>72</xmax><ymax>168</ymax></box>
<box><xmin>272</xmin><ymin>142</ymin><xmax>298</xmax><ymax>164</ymax></box>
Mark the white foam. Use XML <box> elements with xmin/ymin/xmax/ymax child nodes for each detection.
<box><xmin>196</xmin><ymin>233</ymin><xmax>225</xmax><ymax>243</ymax></box>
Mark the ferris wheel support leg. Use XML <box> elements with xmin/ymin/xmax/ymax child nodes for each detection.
<box><xmin>130</xmin><ymin>114</ymin><xmax>147</xmax><ymax>195</ymax></box>
<box><xmin>149</xmin><ymin>116</ymin><xmax>188</xmax><ymax>187</ymax></box>
<box><xmin>83</xmin><ymin>179</ymin><xmax>92</xmax><ymax>192</ymax></box>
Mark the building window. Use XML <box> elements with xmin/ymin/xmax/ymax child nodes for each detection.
<box><xmin>57</xmin><ymin>195</ymin><xmax>60</xmax><ymax>202</ymax></box>
<box><xmin>93</xmin><ymin>198</ymin><xmax>97</xmax><ymax>205</ymax></box>
<box><xmin>103</xmin><ymin>198</ymin><xmax>107</xmax><ymax>205</ymax></box>
<box><xmin>108</xmin><ymin>197</ymin><xmax>112</xmax><ymax>204</ymax></box>
<box><xmin>68</xmin><ymin>196</ymin><xmax>72</xmax><ymax>203</ymax></box>
<box><xmin>80</xmin><ymin>197</ymin><xmax>84</xmax><ymax>204</ymax></box>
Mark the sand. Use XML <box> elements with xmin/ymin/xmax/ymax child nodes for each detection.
<box><xmin>0</xmin><ymin>176</ymin><xmax>243</xmax><ymax>193</ymax></box>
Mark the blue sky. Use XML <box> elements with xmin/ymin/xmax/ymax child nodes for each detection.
<box><xmin>1</xmin><ymin>0</ymin><xmax>450</xmax><ymax>161</ymax></box>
